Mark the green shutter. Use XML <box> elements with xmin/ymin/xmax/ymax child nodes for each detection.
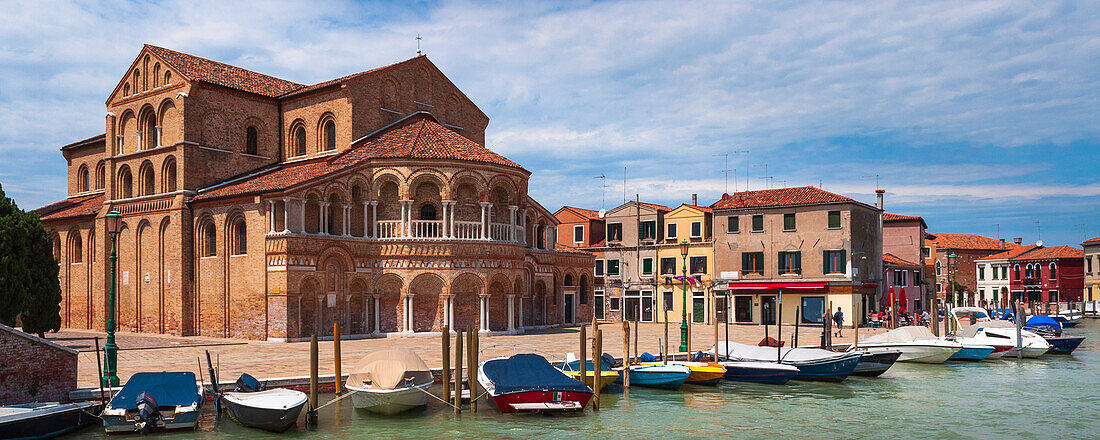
<box><xmin>840</xmin><ymin>252</ymin><xmax>847</xmax><ymax>273</ymax></box>
<box><xmin>823</xmin><ymin>251</ymin><xmax>829</xmax><ymax>274</ymax></box>
<box><xmin>795</xmin><ymin>252</ymin><xmax>802</xmax><ymax>274</ymax></box>
<box><xmin>742</xmin><ymin>253</ymin><xmax>749</xmax><ymax>272</ymax></box>
<box><xmin>643</xmin><ymin>258</ymin><xmax>653</xmax><ymax>275</ymax></box>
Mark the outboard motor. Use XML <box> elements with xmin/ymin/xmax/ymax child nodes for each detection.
<box><xmin>134</xmin><ymin>392</ymin><xmax>161</xmax><ymax>435</ymax></box>
<box><xmin>234</xmin><ymin>373</ymin><xmax>263</xmax><ymax>393</ymax></box>
<box><xmin>601</xmin><ymin>353</ymin><xmax>619</xmax><ymax>369</ymax></box>
<box><xmin>690</xmin><ymin>351</ymin><xmax>709</xmax><ymax>362</ymax></box>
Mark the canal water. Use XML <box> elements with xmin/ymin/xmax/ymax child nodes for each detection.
<box><xmin>66</xmin><ymin>320</ymin><xmax>1100</xmax><ymax>439</ymax></box>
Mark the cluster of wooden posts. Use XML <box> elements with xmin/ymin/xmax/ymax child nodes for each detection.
<box><xmin>440</xmin><ymin>325</ymin><xmax>481</xmax><ymax>413</ymax></box>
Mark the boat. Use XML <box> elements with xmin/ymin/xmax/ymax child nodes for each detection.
<box><xmin>0</xmin><ymin>401</ymin><xmax>102</xmax><ymax>440</ymax></box>
<box><xmin>634</xmin><ymin>361</ymin><xmax>725</xmax><ymax>385</ymax></box>
<box><xmin>220</xmin><ymin>373</ymin><xmax>308</xmax><ymax>432</ymax></box>
<box><xmin>715</xmin><ymin>342</ymin><xmax>862</xmax><ymax>382</ymax></box>
<box><xmin>1025</xmin><ymin>315</ymin><xmax>1085</xmax><ymax>355</ymax></box>
<box><xmin>1053</xmin><ymin>309</ymin><xmax>1082</xmax><ymax>327</ymax></box>
<box><xmin>856</xmin><ymin>326</ymin><xmax>963</xmax><ymax>363</ymax></box>
<box><xmin>101</xmin><ymin>371</ymin><xmax>203</xmax><ymax>434</ymax></box>
<box><xmin>558</xmin><ymin>354</ymin><xmax>619</xmax><ymax>391</ymax></box>
<box><xmin>718</xmin><ymin>361</ymin><xmax>799</xmax><ymax>384</ymax></box>
<box><xmin>613</xmin><ymin>363</ymin><xmax>692</xmax><ymax>390</ymax></box>
<box><xmin>478</xmin><ymin>353</ymin><xmax>593</xmax><ymax>413</ymax></box>
<box><xmin>956</xmin><ymin>321</ymin><xmax>1051</xmax><ymax>358</ymax></box>
<box><xmin>345</xmin><ymin>349</ymin><xmax>435</xmax><ymax>415</ymax></box>
<box><xmin>851</xmin><ymin>350</ymin><xmax>902</xmax><ymax>377</ymax></box>
<box><xmin>947</xmin><ymin>344</ymin><xmax>996</xmax><ymax>361</ymax></box>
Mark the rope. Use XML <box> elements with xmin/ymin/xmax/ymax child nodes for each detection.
<box><xmin>312</xmin><ymin>389</ymin><xmax>358</xmax><ymax>411</ymax></box>
<box><xmin>412</xmin><ymin>384</ymin><xmax>459</xmax><ymax>410</ymax></box>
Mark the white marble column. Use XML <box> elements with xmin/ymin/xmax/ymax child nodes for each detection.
<box><xmin>268</xmin><ymin>200</ymin><xmax>276</xmax><ymax>233</ymax></box>
<box><xmin>506</xmin><ymin>294</ymin><xmax>516</xmax><ymax>331</ymax></box>
<box><xmin>508</xmin><ymin>205</ymin><xmax>518</xmax><ymax>242</ymax></box>
<box><xmin>479</xmin><ymin>201</ymin><xmax>490</xmax><ymax>240</ymax></box>
<box><xmin>155</xmin><ymin>125</ymin><xmax>162</xmax><ymax>148</ymax></box>
<box><xmin>370</xmin><ymin>201</ymin><xmax>378</xmax><ymax>239</ymax></box>
<box><xmin>282</xmin><ymin>199</ymin><xmax>290</xmax><ymax>233</ymax></box>
<box><xmin>479</xmin><ymin>294</ymin><xmax>490</xmax><ymax>332</ymax></box>
<box><xmin>373</xmin><ymin>296</ymin><xmax>381</xmax><ymax>335</ymax></box>
<box><xmin>448</xmin><ymin>201</ymin><xmax>456</xmax><ymax>239</ymax></box>
<box><xmin>518</xmin><ymin>297</ymin><xmax>525</xmax><ymax>329</ymax></box>
<box><xmin>447</xmin><ymin>295</ymin><xmax>455</xmax><ymax>331</ymax></box>
<box><xmin>440</xmin><ymin>201</ymin><xmax>450</xmax><ymax>238</ymax></box>
<box><xmin>361</xmin><ymin>203</ymin><xmax>369</xmax><ymax>238</ymax></box>
<box><xmin>318</xmin><ymin>202</ymin><xmax>330</xmax><ymax>234</ymax></box>
<box><xmin>342</xmin><ymin>206</ymin><xmax>350</xmax><ymax>236</ymax></box>
<box><xmin>403</xmin><ymin>294</ymin><xmax>414</xmax><ymax>332</ymax></box>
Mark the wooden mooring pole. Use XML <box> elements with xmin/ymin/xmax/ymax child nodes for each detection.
<box><xmin>442</xmin><ymin>326</ymin><xmax>450</xmax><ymax>406</ymax></box>
<box><xmin>622</xmin><ymin>320</ymin><xmax>630</xmax><ymax>388</ymax></box>
<box><xmin>579</xmin><ymin>325</ymin><xmax>587</xmax><ymax>385</ymax></box>
<box><xmin>469</xmin><ymin>327</ymin><xmax>478</xmax><ymax>412</ymax></box>
<box><xmin>713</xmin><ymin>296</ymin><xmax>720</xmax><ymax>361</ymax></box>
<box><xmin>793</xmin><ymin>306</ymin><xmax>800</xmax><ymax>348</ymax></box>
<box><xmin>333</xmin><ymin>323</ymin><xmax>342</xmax><ymax>394</ymax></box>
<box><xmin>592</xmin><ymin>329</ymin><xmax>602</xmax><ymax>411</ymax></box>
<box><xmin>309</xmin><ymin>334</ymin><xmax>318</xmax><ymax>425</ymax></box>
<box><xmin>454</xmin><ymin>328</ymin><xmax>463</xmax><ymax>413</ymax></box>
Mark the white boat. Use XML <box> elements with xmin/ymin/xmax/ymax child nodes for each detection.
<box><xmin>957</xmin><ymin>321</ymin><xmax>1051</xmax><ymax>358</ymax></box>
<box><xmin>345</xmin><ymin>349</ymin><xmax>435</xmax><ymax>415</ymax></box>
<box><xmin>221</xmin><ymin>388</ymin><xmax>308</xmax><ymax>432</ymax></box>
<box><xmin>857</xmin><ymin>326</ymin><xmax>962</xmax><ymax>363</ymax></box>
<box><xmin>714</xmin><ymin>342</ymin><xmax>862</xmax><ymax>382</ymax></box>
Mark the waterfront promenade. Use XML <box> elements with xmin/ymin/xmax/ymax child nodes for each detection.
<box><xmin>48</xmin><ymin>323</ymin><xmax>889</xmax><ymax>388</ymax></box>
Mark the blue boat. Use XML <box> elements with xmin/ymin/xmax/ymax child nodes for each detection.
<box><xmin>716</xmin><ymin>342</ymin><xmax>861</xmax><ymax>382</ymax></box>
<box><xmin>1025</xmin><ymin>315</ymin><xmax>1086</xmax><ymax>355</ymax></box>
<box><xmin>718</xmin><ymin>361</ymin><xmax>799</xmax><ymax>384</ymax></box>
<box><xmin>613</xmin><ymin>364</ymin><xmax>691</xmax><ymax>390</ymax></box>
<box><xmin>101</xmin><ymin>372</ymin><xmax>204</xmax><ymax>434</ymax></box>
<box><xmin>947</xmin><ymin>344</ymin><xmax>995</xmax><ymax>361</ymax></box>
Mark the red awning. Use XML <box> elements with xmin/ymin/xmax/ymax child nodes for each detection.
<box><xmin>724</xmin><ymin>282</ymin><xmax>827</xmax><ymax>290</ymax></box>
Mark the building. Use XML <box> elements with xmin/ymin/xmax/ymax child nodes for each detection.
<box><xmin>924</xmin><ymin>233</ymin><xmax>1017</xmax><ymax>306</ymax></box>
<box><xmin>1007</xmin><ymin>245</ymin><xmax>1085</xmax><ymax>304</ymax></box>
<box><xmin>974</xmin><ymin>244</ymin><xmax>1037</xmax><ymax>308</ymax></box>
<box><xmin>553</xmin><ymin>206</ymin><xmax>606</xmax><ymax>318</ymax></box>
<box><xmin>882</xmin><ymin>212</ymin><xmax>928</xmax><ymax>311</ymax></box>
<box><xmin>34</xmin><ymin>45</ymin><xmax>593</xmax><ymax>341</ymax></box>
<box><xmin>711</xmin><ymin>186</ymin><xmax>882</xmax><ymax>327</ymax></box>
<box><xmin>584</xmin><ymin>201</ymin><xmax>671</xmax><ymax>322</ymax></box>
<box><xmin>655</xmin><ymin>203</ymin><xmax>715</xmax><ymax>324</ymax></box>
<box><xmin>1085</xmin><ymin>237</ymin><xmax>1100</xmax><ymax>302</ymax></box>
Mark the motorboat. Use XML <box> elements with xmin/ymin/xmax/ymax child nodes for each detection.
<box><xmin>947</xmin><ymin>344</ymin><xmax>996</xmax><ymax>361</ymax></box>
<box><xmin>856</xmin><ymin>326</ymin><xmax>963</xmax><ymax>364</ymax></box>
<box><xmin>101</xmin><ymin>371</ymin><xmax>203</xmax><ymax>434</ymax></box>
<box><xmin>634</xmin><ymin>361</ymin><xmax>726</xmax><ymax>386</ymax></box>
<box><xmin>714</xmin><ymin>342</ymin><xmax>862</xmax><ymax>382</ymax></box>
<box><xmin>851</xmin><ymin>350</ymin><xmax>902</xmax><ymax>377</ymax></box>
<box><xmin>0</xmin><ymin>401</ymin><xmax>102</xmax><ymax>439</ymax></box>
<box><xmin>614</xmin><ymin>363</ymin><xmax>692</xmax><ymax>390</ymax></box>
<box><xmin>718</xmin><ymin>361</ymin><xmax>799</xmax><ymax>384</ymax></box>
<box><xmin>558</xmin><ymin>354</ymin><xmax>621</xmax><ymax>391</ymax></box>
<box><xmin>951</xmin><ymin>307</ymin><xmax>993</xmax><ymax>326</ymax></box>
<box><xmin>957</xmin><ymin>321</ymin><xmax>1051</xmax><ymax>358</ymax></box>
<box><xmin>1053</xmin><ymin>309</ymin><xmax>1082</xmax><ymax>327</ymax></box>
<box><xmin>1025</xmin><ymin>315</ymin><xmax>1085</xmax><ymax>355</ymax></box>
<box><xmin>479</xmin><ymin>353</ymin><xmax>593</xmax><ymax>413</ymax></box>
<box><xmin>345</xmin><ymin>349</ymin><xmax>435</xmax><ymax>415</ymax></box>
<box><xmin>220</xmin><ymin>373</ymin><xmax>308</xmax><ymax>432</ymax></box>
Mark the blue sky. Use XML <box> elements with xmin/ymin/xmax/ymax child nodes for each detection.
<box><xmin>1</xmin><ymin>1</ymin><xmax>1098</xmax><ymax>246</ymax></box>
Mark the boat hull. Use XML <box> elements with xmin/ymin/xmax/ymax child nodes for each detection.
<box><xmin>489</xmin><ymin>390</ymin><xmax>592</xmax><ymax>413</ymax></box>
<box><xmin>222</xmin><ymin>395</ymin><xmax>306</xmax><ymax>432</ymax></box>
<box><xmin>614</xmin><ymin>368</ymin><xmax>689</xmax><ymax>390</ymax></box>
<box><xmin>948</xmin><ymin>345</ymin><xmax>995</xmax><ymax>361</ymax></box>
<box><xmin>0</xmin><ymin>402</ymin><xmax>102</xmax><ymax>440</ymax></box>
<box><xmin>1044</xmin><ymin>336</ymin><xmax>1085</xmax><ymax>354</ymax></box>
<box><xmin>719</xmin><ymin>362</ymin><xmax>798</xmax><ymax>384</ymax></box>
<box><xmin>862</xmin><ymin>344</ymin><xmax>959</xmax><ymax>364</ymax></box>
<box><xmin>102</xmin><ymin>410</ymin><xmax>200</xmax><ymax>433</ymax></box>
<box><xmin>852</xmin><ymin>350</ymin><xmax>901</xmax><ymax>377</ymax></box>
<box><xmin>789</xmin><ymin>353</ymin><xmax>862</xmax><ymax>382</ymax></box>
<box><xmin>348</xmin><ymin>383</ymin><xmax>431</xmax><ymax>415</ymax></box>
<box><xmin>563</xmin><ymin>371</ymin><xmax>618</xmax><ymax>390</ymax></box>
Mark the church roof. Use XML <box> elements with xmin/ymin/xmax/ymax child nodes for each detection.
<box><xmin>194</xmin><ymin>112</ymin><xmax>521</xmax><ymax>202</ymax></box>
<box><xmin>146</xmin><ymin>45</ymin><xmax>306</xmax><ymax>98</ymax></box>
<box><xmin>34</xmin><ymin>192</ymin><xmax>103</xmax><ymax>221</ymax></box>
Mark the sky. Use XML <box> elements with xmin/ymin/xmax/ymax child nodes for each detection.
<box><xmin>1</xmin><ymin>0</ymin><xmax>1098</xmax><ymax>247</ymax></box>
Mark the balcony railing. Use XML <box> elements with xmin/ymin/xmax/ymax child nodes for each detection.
<box><xmin>490</xmin><ymin>222</ymin><xmax>511</xmax><ymax>241</ymax></box>
<box><xmin>376</xmin><ymin>220</ymin><xmax>401</xmax><ymax>239</ymax></box>
<box><xmin>410</xmin><ymin>220</ymin><xmax>444</xmax><ymax>239</ymax></box>
<box><xmin>453</xmin><ymin>221</ymin><xmax>483</xmax><ymax>240</ymax></box>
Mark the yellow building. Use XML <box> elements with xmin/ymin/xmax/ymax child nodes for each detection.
<box><xmin>655</xmin><ymin>204</ymin><xmax>716</xmax><ymax>324</ymax></box>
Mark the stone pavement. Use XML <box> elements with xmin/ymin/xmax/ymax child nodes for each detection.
<box><xmin>65</xmin><ymin>323</ymin><xmax>888</xmax><ymax>388</ymax></box>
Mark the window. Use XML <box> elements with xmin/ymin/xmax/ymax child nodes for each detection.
<box><xmin>828</xmin><ymin>210</ymin><xmax>841</xmax><ymax>229</ymax></box>
<box><xmin>95</xmin><ymin>161</ymin><xmax>105</xmax><ymax>189</ymax></box>
<box><xmin>163</xmin><ymin>157</ymin><xmax>177</xmax><ymax>192</ymax></box>
<box><xmin>779</xmin><ymin>251</ymin><xmax>801</xmax><ymax>275</ymax></box>
<box><xmin>751</xmin><ymin>214</ymin><xmax>764</xmax><ymax>232</ymax></box>
<box><xmin>914</xmin><ymin>270</ymin><xmax>921</xmax><ymax>284</ymax></box>
<box><xmin>573</xmin><ymin>225</ymin><xmax>584</xmax><ymax>243</ymax></box>
<box><xmin>1014</xmin><ymin>264</ymin><xmax>1020</xmax><ymax>280</ymax></box>
<box><xmin>1001</xmin><ymin>266</ymin><xmax>1007</xmax><ymax>279</ymax></box>
<box><xmin>894</xmin><ymin>269</ymin><xmax>908</xmax><ymax>286</ymax></box>
<box><xmin>660</xmin><ymin>257</ymin><xmax>676</xmax><ymax>275</ymax></box>
<box><xmin>594</xmin><ymin>290</ymin><xmax>605</xmax><ymax>319</ymax></box>
<box><xmin>978</xmin><ymin>265</ymin><xmax>985</xmax><ymax>280</ymax></box>
<box><xmin>322</xmin><ymin>119</ymin><xmax>336</xmax><ymax>151</ymax></box>
<box><xmin>164</xmin><ymin>71</ymin><xmax>171</xmax><ymax>85</ymax></box>
<box><xmin>690</xmin><ymin>221</ymin><xmax>702</xmax><ymax>238</ymax></box>
<box><xmin>292</xmin><ymin>124</ymin><xmax>306</xmax><ymax>157</ymax></box>
<box><xmin>1035</xmin><ymin>264</ymin><xmax>1041</xmax><ymax>279</ymax></box>
<box><xmin>936</xmin><ymin>283</ymin><xmax>942</xmax><ymax>292</ymax></box>
<box><xmin>607</xmin><ymin>223</ymin><xmax>623</xmax><ymax>242</ymax></box>
<box><xmin>727</xmin><ymin>216</ymin><xmax>739</xmax><ymax>233</ymax></box>
<box><xmin>140</xmin><ymin>163</ymin><xmax>155</xmax><ymax>196</ymax></box>
<box><xmin>607</xmin><ymin>259</ymin><xmax>620</xmax><ymax>276</ymax></box>
<box><xmin>70</xmin><ymin>233</ymin><xmax>82</xmax><ymax>263</ymax></box>
<box><xmin>420</xmin><ymin>204</ymin><xmax>437</xmax><ymax>220</ymax></box>
<box><xmin>801</xmin><ymin>296</ymin><xmax>825</xmax><ymax>323</ymax></box>
<box><xmin>1088</xmin><ymin>256</ymin><xmax>1094</xmax><ymax>274</ymax></box>
<box><xmin>609</xmin><ymin>297</ymin><xmax>621</xmax><ymax>312</ymax></box>
<box><xmin>638</xmin><ymin>220</ymin><xmax>656</xmax><ymax>240</ymax></box>
<box><xmin>78</xmin><ymin>166</ymin><xmax>89</xmax><ymax>192</ymax></box>
<box><xmin>141</xmin><ymin>112</ymin><xmax>157</xmax><ymax>150</ymax></box>
<box><xmin>783</xmin><ymin>213</ymin><xmax>796</xmax><ymax>231</ymax></box>
<box><xmin>742</xmin><ymin>252</ymin><xmax>764</xmax><ymax>275</ymax></box>
<box><xmin>922</xmin><ymin>247</ymin><xmax>930</xmax><ymax>259</ymax></box>
<box><xmin>666</xmin><ymin>223</ymin><xmax>678</xmax><ymax>239</ymax></box>
<box><xmin>663</xmin><ymin>291</ymin><xmax>674</xmax><ymax>311</ymax></box>
<box><xmin>231</xmin><ymin>219</ymin><xmax>247</xmax><ymax>255</ymax></box>
<box><xmin>642</xmin><ymin>257</ymin><xmax>654</xmax><ymax>275</ymax></box>
<box><xmin>690</xmin><ymin>256</ymin><xmax>707</xmax><ymax>274</ymax></box>
<box><xmin>823</xmin><ymin>250</ymin><xmax>846</xmax><ymax>274</ymax></box>
<box><xmin>594</xmin><ymin>259</ymin><xmax>604</xmax><ymax>276</ymax></box>
<box><xmin>1049</xmin><ymin>263</ymin><xmax>1057</xmax><ymax>280</ymax></box>
<box><xmin>118</xmin><ymin>167</ymin><xmax>133</xmax><ymax>198</ymax></box>
<box><xmin>936</xmin><ymin>261</ymin><xmax>942</xmax><ymax>275</ymax></box>
<box><xmin>991</xmin><ymin>265</ymin><xmax>998</xmax><ymax>280</ymax></box>
<box><xmin>203</xmin><ymin>224</ymin><xmax>216</xmax><ymax>257</ymax></box>
<box><xmin>246</xmin><ymin>126</ymin><xmax>258</xmax><ymax>155</ymax></box>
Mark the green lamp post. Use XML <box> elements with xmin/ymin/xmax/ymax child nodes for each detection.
<box><xmin>679</xmin><ymin>240</ymin><xmax>690</xmax><ymax>353</ymax></box>
<box><xmin>102</xmin><ymin>209</ymin><xmax>123</xmax><ymax>387</ymax></box>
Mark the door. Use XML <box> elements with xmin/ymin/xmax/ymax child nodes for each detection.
<box><xmin>641</xmin><ymin>291</ymin><xmax>654</xmax><ymax>322</ymax></box>
<box><xmin>735</xmin><ymin>296</ymin><xmax>753</xmax><ymax>323</ymax></box>
<box><xmin>692</xmin><ymin>292</ymin><xmax>705</xmax><ymax>323</ymax></box>
<box><xmin>761</xmin><ymin>295</ymin><xmax>776</xmax><ymax>325</ymax></box>
<box><xmin>594</xmin><ymin>291</ymin><xmax>605</xmax><ymax>319</ymax></box>
<box><xmin>716</xmin><ymin>295</ymin><xmax>728</xmax><ymax>323</ymax></box>
<box><xmin>624</xmin><ymin>290</ymin><xmax>640</xmax><ymax>321</ymax></box>
<box><xmin>564</xmin><ymin>292</ymin><xmax>575</xmax><ymax>324</ymax></box>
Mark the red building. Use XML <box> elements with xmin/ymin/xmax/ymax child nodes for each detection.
<box><xmin>1008</xmin><ymin>245</ymin><xmax>1085</xmax><ymax>303</ymax></box>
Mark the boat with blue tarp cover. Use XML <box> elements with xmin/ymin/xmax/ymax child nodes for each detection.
<box><xmin>478</xmin><ymin>353</ymin><xmax>593</xmax><ymax>413</ymax></box>
<box><xmin>101</xmin><ymin>371</ymin><xmax>203</xmax><ymax>434</ymax></box>
<box><xmin>715</xmin><ymin>341</ymin><xmax>862</xmax><ymax>382</ymax></box>
<box><xmin>1025</xmin><ymin>315</ymin><xmax>1085</xmax><ymax>354</ymax></box>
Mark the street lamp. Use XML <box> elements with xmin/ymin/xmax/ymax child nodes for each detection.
<box><xmin>947</xmin><ymin>252</ymin><xmax>958</xmax><ymax>307</ymax></box>
<box><xmin>102</xmin><ymin>210</ymin><xmax>123</xmax><ymax>387</ymax></box>
<box><xmin>679</xmin><ymin>240</ymin><xmax>690</xmax><ymax>353</ymax></box>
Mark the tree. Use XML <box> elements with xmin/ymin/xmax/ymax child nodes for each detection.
<box><xmin>0</xmin><ymin>184</ymin><xmax>62</xmax><ymax>337</ymax></box>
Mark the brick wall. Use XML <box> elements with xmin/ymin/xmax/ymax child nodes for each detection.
<box><xmin>0</xmin><ymin>324</ymin><xmax>79</xmax><ymax>404</ymax></box>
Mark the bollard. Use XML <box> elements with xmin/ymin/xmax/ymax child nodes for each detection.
<box><xmin>454</xmin><ymin>328</ymin><xmax>463</xmax><ymax>413</ymax></box>
<box><xmin>333</xmin><ymin>323</ymin><xmax>342</xmax><ymax>394</ymax></box>
<box><xmin>592</xmin><ymin>329</ymin><xmax>602</xmax><ymax>411</ymax></box>
<box><xmin>309</xmin><ymin>334</ymin><xmax>319</xmax><ymax>425</ymax></box>
<box><xmin>579</xmin><ymin>325</ymin><xmax>587</xmax><ymax>386</ymax></box>
<box><xmin>442</xmin><ymin>325</ymin><xmax>450</xmax><ymax>406</ymax></box>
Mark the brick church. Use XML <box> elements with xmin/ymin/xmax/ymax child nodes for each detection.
<box><xmin>35</xmin><ymin>45</ymin><xmax>594</xmax><ymax>341</ymax></box>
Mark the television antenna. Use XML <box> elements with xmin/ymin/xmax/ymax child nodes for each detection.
<box><xmin>753</xmin><ymin>163</ymin><xmax>770</xmax><ymax>189</ymax></box>
<box><xmin>416</xmin><ymin>34</ymin><xmax>423</xmax><ymax>55</ymax></box>
<box><xmin>594</xmin><ymin>174</ymin><xmax>608</xmax><ymax>210</ymax></box>
<box><xmin>862</xmin><ymin>174</ymin><xmax>880</xmax><ymax>189</ymax></box>
<box><xmin>713</xmin><ymin>153</ymin><xmax>730</xmax><ymax>194</ymax></box>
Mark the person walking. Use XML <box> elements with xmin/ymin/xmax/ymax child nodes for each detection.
<box><xmin>833</xmin><ymin>307</ymin><xmax>844</xmax><ymax>338</ymax></box>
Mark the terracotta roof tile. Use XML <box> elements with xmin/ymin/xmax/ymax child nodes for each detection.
<box><xmin>60</xmin><ymin>133</ymin><xmax>106</xmax><ymax>151</ymax></box>
<box><xmin>680</xmin><ymin>203</ymin><xmax>713</xmax><ymax>213</ymax></box>
<box><xmin>146</xmin><ymin>45</ymin><xmax>304</xmax><ymax>98</ymax></box>
<box><xmin>1009</xmin><ymin>245</ymin><xmax>1083</xmax><ymax>261</ymax></box>
<box><xmin>711</xmin><ymin>186</ymin><xmax>857</xmax><ymax>210</ymax></box>
<box><xmin>883</xmin><ymin>212</ymin><xmax>927</xmax><ymax>229</ymax></box>
<box><xmin>1085</xmin><ymin>236</ymin><xmax>1100</xmax><ymax>244</ymax></box>
<box><xmin>557</xmin><ymin>206</ymin><xmax>602</xmax><ymax>221</ymax></box>
<box><xmin>926</xmin><ymin>233</ymin><xmax>1016</xmax><ymax>251</ymax></box>
<box><xmin>279</xmin><ymin>56</ymin><xmax>420</xmax><ymax>98</ymax></box>
<box><xmin>977</xmin><ymin>245</ymin><xmax>1038</xmax><ymax>261</ymax></box>
<box><xmin>34</xmin><ymin>193</ymin><xmax>103</xmax><ymax>221</ymax></box>
<box><xmin>883</xmin><ymin>253</ymin><xmax>919</xmax><ymax>266</ymax></box>
<box><xmin>638</xmin><ymin>201</ymin><xmax>672</xmax><ymax>211</ymax></box>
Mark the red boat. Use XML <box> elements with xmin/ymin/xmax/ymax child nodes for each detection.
<box><xmin>477</xmin><ymin>354</ymin><xmax>593</xmax><ymax>413</ymax></box>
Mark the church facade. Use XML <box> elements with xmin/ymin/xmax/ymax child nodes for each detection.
<box><xmin>35</xmin><ymin>45</ymin><xmax>594</xmax><ymax>341</ymax></box>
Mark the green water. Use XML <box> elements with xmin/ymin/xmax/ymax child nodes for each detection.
<box><xmin>66</xmin><ymin>321</ymin><xmax>1100</xmax><ymax>439</ymax></box>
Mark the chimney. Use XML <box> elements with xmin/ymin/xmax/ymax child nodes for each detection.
<box><xmin>1000</xmin><ymin>238</ymin><xmax>1006</xmax><ymax>250</ymax></box>
<box><xmin>691</xmin><ymin>193</ymin><xmax>698</xmax><ymax>206</ymax></box>
<box><xmin>1013</xmin><ymin>237</ymin><xmax>1023</xmax><ymax>245</ymax></box>
<box><xmin>875</xmin><ymin>189</ymin><xmax>885</xmax><ymax>210</ymax></box>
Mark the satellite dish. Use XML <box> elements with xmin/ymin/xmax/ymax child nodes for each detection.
<box><xmin>598</xmin><ymin>209</ymin><xmax>606</xmax><ymax>218</ymax></box>
<box><xmin>1035</xmin><ymin>240</ymin><xmax>1043</xmax><ymax>247</ymax></box>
